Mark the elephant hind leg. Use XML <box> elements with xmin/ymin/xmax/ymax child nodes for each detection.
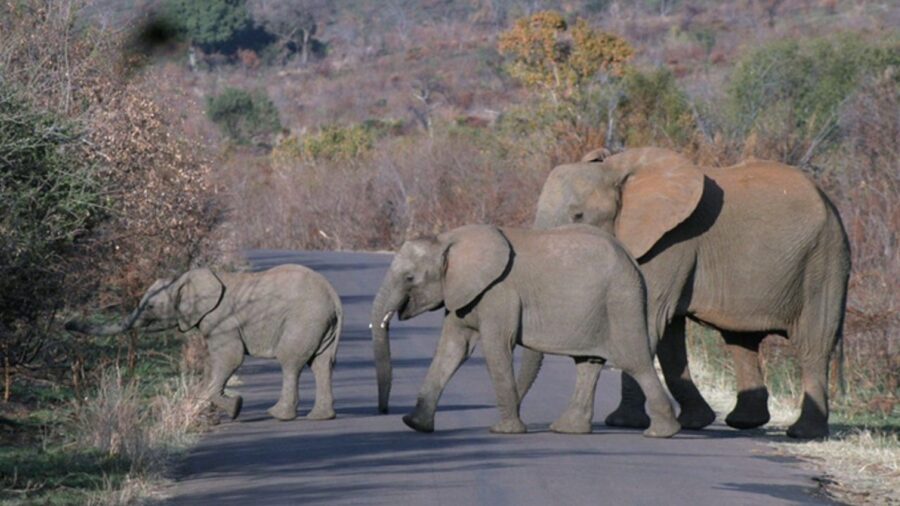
<box><xmin>307</xmin><ymin>345</ymin><xmax>336</xmax><ymax>420</ymax></box>
<box><xmin>550</xmin><ymin>357</ymin><xmax>603</xmax><ymax>434</ymax></box>
<box><xmin>604</xmin><ymin>373</ymin><xmax>650</xmax><ymax>429</ymax></box>
<box><xmin>206</xmin><ymin>336</ymin><xmax>246</xmax><ymax>420</ymax></box>
<box><xmin>515</xmin><ymin>348</ymin><xmax>544</xmax><ymax>405</ymax></box>
<box><xmin>787</xmin><ymin>230</ymin><xmax>848</xmax><ymax>440</ymax></box>
<box><xmin>722</xmin><ymin>331</ymin><xmax>770</xmax><ymax>430</ymax></box>
<box><xmin>786</xmin><ymin>306</ymin><xmax>843</xmax><ymax>439</ymax></box>
<box><xmin>269</xmin><ymin>338</ymin><xmax>319</xmax><ymax>421</ymax></box>
<box><xmin>620</xmin><ymin>361</ymin><xmax>680</xmax><ymax>438</ymax></box>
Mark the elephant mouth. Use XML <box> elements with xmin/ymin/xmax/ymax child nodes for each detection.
<box><xmin>397</xmin><ymin>299</ymin><xmax>412</xmax><ymax>321</ymax></box>
<box><xmin>141</xmin><ymin>320</ymin><xmax>179</xmax><ymax>333</ymax></box>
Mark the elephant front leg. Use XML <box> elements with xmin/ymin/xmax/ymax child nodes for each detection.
<box><xmin>722</xmin><ymin>331</ymin><xmax>770</xmax><ymax>429</ymax></box>
<box><xmin>550</xmin><ymin>358</ymin><xmax>603</xmax><ymax>434</ymax></box>
<box><xmin>403</xmin><ymin>320</ymin><xmax>476</xmax><ymax>433</ymax></box>
<box><xmin>656</xmin><ymin>317</ymin><xmax>716</xmax><ymax>430</ymax></box>
<box><xmin>205</xmin><ymin>335</ymin><xmax>246</xmax><ymax>420</ymax></box>
<box><xmin>481</xmin><ymin>324</ymin><xmax>526</xmax><ymax>434</ymax></box>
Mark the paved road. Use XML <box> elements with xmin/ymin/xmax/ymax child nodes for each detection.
<box><xmin>168</xmin><ymin>250</ymin><xmax>832</xmax><ymax>505</ymax></box>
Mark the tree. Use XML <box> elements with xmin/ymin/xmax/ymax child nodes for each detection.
<box><xmin>0</xmin><ymin>83</ymin><xmax>102</xmax><ymax>399</ymax></box>
<box><xmin>165</xmin><ymin>0</ymin><xmax>251</xmax><ymax>52</ymax></box>
<box><xmin>206</xmin><ymin>87</ymin><xmax>282</xmax><ymax>144</ymax></box>
<box><xmin>498</xmin><ymin>11</ymin><xmax>633</xmax><ymax>102</ymax></box>
<box><xmin>249</xmin><ymin>0</ymin><xmax>328</xmax><ymax>64</ymax></box>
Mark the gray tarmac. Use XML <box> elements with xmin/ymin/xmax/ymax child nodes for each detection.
<box><xmin>167</xmin><ymin>250</ymin><xmax>834</xmax><ymax>505</ymax></box>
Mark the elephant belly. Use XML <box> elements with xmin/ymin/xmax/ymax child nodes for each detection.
<box><xmin>519</xmin><ymin>316</ymin><xmax>610</xmax><ymax>359</ymax></box>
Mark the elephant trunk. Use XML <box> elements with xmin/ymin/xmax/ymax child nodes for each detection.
<box><xmin>370</xmin><ymin>274</ymin><xmax>406</xmax><ymax>414</ymax></box>
<box><xmin>65</xmin><ymin>307</ymin><xmax>141</xmax><ymax>336</ymax></box>
<box><xmin>533</xmin><ymin>205</ymin><xmax>561</xmax><ymax>230</ymax></box>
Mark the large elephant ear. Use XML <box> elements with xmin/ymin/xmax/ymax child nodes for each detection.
<box><xmin>581</xmin><ymin>147</ymin><xmax>611</xmax><ymax>163</ymax></box>
<box><xmin>612</xmin><ymin>149</ymin><xmax>705</xmax><ymax>259</ymax></box>
<box><xmin>175</xmin><ymin>268</ymin><xmax>225</xmax><ymax>331</ymax></box>
<box><xmin>438</xmin><ymin>225</ymin><xmax>511</xmax><ymax>313</ymax></box>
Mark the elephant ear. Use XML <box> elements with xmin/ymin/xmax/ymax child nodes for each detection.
<box><xmin>175</xmin><ymin>268</ymin><xmax>225</xmax><ymax>331</ymax></box>
<box><xmin>612</xmin><ymin>149</ymin><xmax>705</xmax><ymax>259</ymax></box>
<box><xmin>581</xmin><ymin>147</ymin><xmax>611</xmax><ymax>163</ymax></box>
<box><xmin>438</xmin><ymin>225</ymin><xmax>512</xmax><ymax>313</ymax></box>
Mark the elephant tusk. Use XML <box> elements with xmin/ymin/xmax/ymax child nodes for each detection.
<box><xmin>380</xmin><ymin>310</ymin><xmax>395</xmax><ymax>329</ymax></box>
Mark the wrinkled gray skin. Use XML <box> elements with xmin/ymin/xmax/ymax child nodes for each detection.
<box><xmin>520</xmin><ymin>147</ymin><xmax>850</xmax><ymax>439</ymax></box>
<box><xmin>371</xmin><ymin>224</ymin><xmax>680</xmax><ymax>437</ymax></box>
<box><xmin>67</xmin><ymin>265</ymin><xmax>342</xmax><ymax>421</ymax></box>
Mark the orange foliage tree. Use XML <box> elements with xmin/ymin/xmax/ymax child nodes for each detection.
<box><xmin>498</xmin><ymin>11</ymin><xmax>633</xmax><ymax>101</ymax></box>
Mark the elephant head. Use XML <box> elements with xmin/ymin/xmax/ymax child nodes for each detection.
<box><xmin>66</xmin><ymin>268</ymin><xmax>225</xmax><ymax>336</ymax></box>
<box><xmin>534</xmin><ymin>147</ymin><xmax>705</xmax><ymax>259</ymax></box>
<box><xmin>371</xmin><ymin>225</ymin><xmax>511</xmax><ymax>413</ymax></box>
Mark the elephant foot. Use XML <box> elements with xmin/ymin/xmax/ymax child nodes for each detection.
<box><xmin>268</xmin><ymin>402</ymin><xmax>298</xmax><ymax>421</ymax></box>
<box><xmin>550</xmin><ymin>411</ymin><xmax>592</xmax><ymax>434</ymax></box>
<box><xmin>677</xmin><ymin>403</ymin><xmax>716</xmax><ymax>430</ymax></box>
<box><xmin>218</xmin><ymin>395</ymin><xmax>243</xmax><ymax>420</ymax></box>
<box><xmin>643</xmin><ymin>417</ymin><xmax>681</xmax><ymax>438</ymax></box>
<box><xmin>306</xmin><ymin>407</ymin><xmax>336</xmax><ymax>421</ymax></box>
<box><xmin>725</xmin><ymin>406</ymin><xmax>770</xmax><ymax>430</ymax></box>
<box><xmin>489</xmin><ymin>418</ymin><xmax>527</xmax><ymax>434</ymax></box>
<box><xmin>604</xmin><ymin>406</ymin><xmax>650</xmax><ymax>429</ymax></box>
<box><xmin>402</xmin><ymin>412</ymin><xmax>434</xmax><ymax>433</ymax></box>
<box><xmin>786</xmin><ymin>420</ymin><xmax>829</xmax><ymax>440</ymax></box>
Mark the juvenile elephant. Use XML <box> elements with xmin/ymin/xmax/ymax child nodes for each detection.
<box><xmin>370</xmin><ymin>224</ymin><xmax>680</xmax><ymax>437</ymax></box>
<box><xmin>67</xmin><ymin>265</ymin><xmax>342</xmax><ymax>421</ymax></box>
<box><xmin>519</xmin><ymin>147</ymin><xmax>850</xmax><ymax>439</ymax></box>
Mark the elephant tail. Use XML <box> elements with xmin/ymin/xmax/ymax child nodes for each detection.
<box><xmin>317</xmin><ymin>284</ymin><xmax>343</xmax><ymax>362</ymax></box>
<box><xmin>837</xmin><ymin>329</ymin><xmax>845</xmax><ymax>397</ymax></box>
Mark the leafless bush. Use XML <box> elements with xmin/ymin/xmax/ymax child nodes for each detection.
<box><xmin>225</xmin><ymin>126</ymin><xmax>550</xmax><ymax>251</ymax></box>
<box><xmin>71</xmin><ymin>365</ymin><xmax>208</xmax><ymax>475</ymax></box>
<box><xmin>820</xmin><ymin>74</ymin><xmax>900</xmax><ymax>408</ymax></box>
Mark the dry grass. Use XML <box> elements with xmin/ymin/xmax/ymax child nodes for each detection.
<box><xmin>65</xmin><ymin>335</ymin><xmax>211</xmax><ymax>504</ymax></box>
<box><xmin>687</xmin><ymin>322</ymin><xmax>900</xmax><ymax>505</ymax></box>
<box><xmin>773</xmin><ymin>430</ymin><xmax>900</xmax><ymax>505</ymax></box>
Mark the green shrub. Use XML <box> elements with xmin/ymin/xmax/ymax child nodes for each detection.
<box><xmin>206</xmin><ymin>87</ymin><xmax>281</xmax><ymax>144</ymax></box>
<box><xmin>728</xmin><ymin>34</ymin><xmax>900</xmax><ymax>160</ymax></box>
<box><xmin>292</xmin><ymin>120</ymin><xmax>401</xmax><ymax>163</ymax></box>
<box><xmin>164</xmin><ymin>0</ymin><xmax>251</xmax><ymax>51</ymax></box>
<box><xmin>618</xmin><ymin>67</ymin><xmax>695</xmax><ymax>148</ymax></box>
<box><xmin>0</xmin><ymin>83</ymin><xmax>102</xmax><ymax>370</ymax></box>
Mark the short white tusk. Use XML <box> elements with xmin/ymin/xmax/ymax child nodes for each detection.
<box><xmin>380</xmin><ymin>310</ymin><xmax>395</xmax><ymax>329</ymax></box>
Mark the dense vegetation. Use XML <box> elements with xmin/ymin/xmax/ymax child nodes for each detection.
<box><xmin>1</xmin><ymin>0</ymin><xmax>897</xmax><ymax>503</ymax></box>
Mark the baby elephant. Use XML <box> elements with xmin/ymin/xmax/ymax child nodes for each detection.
<box><xmin>371</xmin><ymin>224</ymin><xmax>680</xmax><ymax>437</ymax></box>
<box><xmin>67</xmin><ymin>265</ymin><xmax>342</xmax><ymax>421</ymax></box>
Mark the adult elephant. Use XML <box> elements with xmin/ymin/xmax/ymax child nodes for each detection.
<box><xmin>517</xmin><ymin>147</ymin><xmax>850</xmax><ymax>439</ymax></box>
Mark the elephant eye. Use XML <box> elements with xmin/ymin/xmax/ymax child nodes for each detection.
<box><xmin>572</xmin><ymin>212</ymin><xmax>584</xmax><ymax>222</ymax></box>
<box><xmin>404</xmin><ymin>274</ymin><xmax>415</xmax><ymax>283</ymax></box>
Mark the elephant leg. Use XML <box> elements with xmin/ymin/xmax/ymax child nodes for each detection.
<box><xmin>480</xmin><ymin>326</ymin><xmax>526</xmax><ymax>434</ymax></box>
<box><xmin>403</xmin><ymin>320</ymin><xmax>476</xmax><ymax>433</ymax></box>
<box><xmin>617</xmin><ymin>354</ymin><xmax>680</xmax><ymax>438</ymax></box>
<box><xmin>604</xmin><ymin>373</ymin><xmax>650</xmax><ymax>428</ymax></box>
<box><xmin>516</xmin><ymin>349</ymin><xmax>544</xmax><ymax>405</ymax></box>
<box><xmin>657</xmin><ymin>317</ymin><xmax>716</xmax><ymax>429</ymax></box>
<box><xmin>307</xmin><ymin>349</ymin><xmax>336</xmax><ymax>420</ymax></box>
<box><xmin>722</xmin><ymin>331</ymin><xmax>770</xmax><ymax>429</ymax></box>
<box><xmin>550</xmin><ymin>357</ymin><xmax>603</xmax><ymax>434</ymax></box>
<box><xmin>786</xmin><ymin>308</ymin><xmax>840</xmax><ymax>439</ymax></box>
<box><xmin>268</xmin><ymin>359</ymin><xmax>303</xmax><ymax>421</ymax></box>
<box><xmin>205</xmin><ymin>335</ymin><xmax>245</xmax><ymax>420</ymax></box>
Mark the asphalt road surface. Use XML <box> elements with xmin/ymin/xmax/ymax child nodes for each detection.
<box><xmin>167</xmin><ymin>250</ymin><xmax>833</xmax><ymax>506</ymax></box>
